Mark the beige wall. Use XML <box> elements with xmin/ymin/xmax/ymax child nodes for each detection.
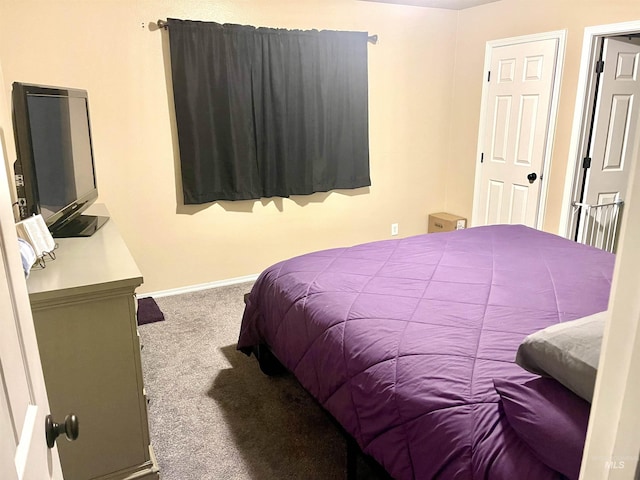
<box><xmin>0</xmin><ymin>55</ymin><xmax>12</xmax><ymax>194</ymax></box>
<box><xmin>0</xmin><ymin>0</ymin><xmax>458</xmax><ymax>293</ymax></box>
<box><xmin>446</xmin><ymin>0</ymin><xmax>640</xmax><ymax>232</ymax></box>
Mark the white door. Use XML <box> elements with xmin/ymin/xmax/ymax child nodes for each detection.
<box><xmin>575</xmin><ymin>37</ymin><xmax>640</xmax><ymax>251</ymax></box>
<box><xmin>0</xmin><ymin>142</ymin><xmax>63</xmax><ymax>479</ymax></box>
<box><xmin>474</xmin><ymin>34</ymin><xmax>562</xmax><ymax>227</ymax></box>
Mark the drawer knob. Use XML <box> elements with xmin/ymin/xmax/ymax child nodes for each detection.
<box><xmin>45</xmin><ymin>413</ymin><xmax>79</xmax><ymax>448</ymax></box>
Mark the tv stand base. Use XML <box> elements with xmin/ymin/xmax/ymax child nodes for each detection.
<box><xmin>51</xmin><ymin>214</ymin><xmax>109</xmax><ymax>238</ymax></box>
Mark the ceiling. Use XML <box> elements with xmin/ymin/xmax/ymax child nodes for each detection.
<box><xmin>362</xmin><ymin>0</ymin><xmax>500</xmax><ymax>10</ymax></box>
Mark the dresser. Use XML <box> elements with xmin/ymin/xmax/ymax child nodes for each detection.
<box><xmin>27</xmin><ymin>206</ymin><xmax>159</xmax><ymax>480</ymax></box>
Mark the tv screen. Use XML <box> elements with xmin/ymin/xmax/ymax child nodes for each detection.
<box><xmin>12</xmin><ymin>82</ymin><xmax>108</xmax><ymax>237</ymax></box>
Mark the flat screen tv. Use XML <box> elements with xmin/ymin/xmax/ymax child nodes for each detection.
<box><xmin>12</xmin><ymin>82</ymin><xmax>108</xmax><ymax>237</ymax></box>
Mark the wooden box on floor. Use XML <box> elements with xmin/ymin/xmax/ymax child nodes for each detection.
<box><xmin>427</xmin><ymin>212</ymin><xmax>467</xmax><ymax>233</ymax></box>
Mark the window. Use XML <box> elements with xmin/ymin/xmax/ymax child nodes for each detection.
<box><xmin>167</xmin><ymin>19</ymin><xmax>371</xmax><ymax>203</ymax></box>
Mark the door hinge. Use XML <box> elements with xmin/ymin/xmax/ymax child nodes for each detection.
<box><xmin>481</xmin><ymin>152</ymin><xmax>484</xmax><ymax>163</ymax></box>
<box><xmin>596</xmin><ymin>60</ymin><xmax>605</xmax><ymax>74</ymax></box>
<box><xmin>583</xmin><ymin>157</ymin><xmax>592</xmax><ymax>169</ymax></box>
<box><xmin>487</xmin><ymin>71</ymin><xmax>491</xmax><ymax>82</ymax></box>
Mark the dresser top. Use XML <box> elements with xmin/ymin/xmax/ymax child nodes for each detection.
<box><xmin>27</xmin><ymin>205</ymin><xmax>143</xmax><ymax>303</ymax></box>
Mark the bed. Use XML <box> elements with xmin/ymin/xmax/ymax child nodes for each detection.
<box><xmin>237</xmin><ymin>224</ymin><xmax>614</xmax><ymax>479</ymax></box>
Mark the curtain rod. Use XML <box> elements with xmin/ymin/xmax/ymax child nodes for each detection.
<box><xmin>155</xmin><ymin>19</ymin><xmax>378</xmax><ymax>44</ymax></box>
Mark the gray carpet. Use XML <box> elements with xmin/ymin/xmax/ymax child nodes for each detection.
<box><xmin>138</xmin><ymin>282</ymin><xmax>386</xmax><ymax>479</ymax></box>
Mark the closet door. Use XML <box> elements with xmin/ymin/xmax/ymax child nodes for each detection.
<box><xmin>574</xmin><ymin>37</ymin><xmax>640</xmax><ymax>252</ymax></box>
<box><xmin>473</xmin><ymin>32</ymin><xmax>563</xmax><ymax>228</ymax></box>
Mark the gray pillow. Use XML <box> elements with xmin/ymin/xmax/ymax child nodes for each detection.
<box><xmin>515</xmin><ymin>311</ymin><xmax>608</xmax><ymax>403</ymax></box>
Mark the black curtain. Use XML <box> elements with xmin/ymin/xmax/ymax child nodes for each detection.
<box><xmin>167</xmin><ymin>18</ymin><xmax>371</xmax><ymax>203</ymax></box>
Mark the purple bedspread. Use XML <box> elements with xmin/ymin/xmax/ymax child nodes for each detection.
<box><xmin>238</xmin><ymin>225</ymin><xmax>614</xmax><ymax>479</ymax></box>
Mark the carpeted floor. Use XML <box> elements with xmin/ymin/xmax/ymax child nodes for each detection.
<box><xmin>138</xmin><ymin>282</ymin><xmax>386</xmax><ymax>480</ymax></box>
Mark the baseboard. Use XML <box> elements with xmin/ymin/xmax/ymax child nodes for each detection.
<box><xmin>140</xmin><ymin>274</ymin><xmax>259</xmax><ymax>299</ymax></box>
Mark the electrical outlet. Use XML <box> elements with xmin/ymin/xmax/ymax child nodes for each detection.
<box><xmin>391</xmin><ymin>223</ymin><xmax>399</xmax><ymax>236</ymax></box>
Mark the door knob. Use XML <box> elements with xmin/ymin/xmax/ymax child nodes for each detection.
<box><xmin>45</xmin><ymin>414</ymin><xmax>79</xmax><ymax>448</ymax></box>
<box><xmin>527</xmin><ymin>172</ymin><xmax>538</xmax><ymax>184</ymax></box>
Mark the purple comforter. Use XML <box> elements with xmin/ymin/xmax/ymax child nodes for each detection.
<box><xmin>238</xmin><ymin>225</ymin><xmax>614</xmax><ymax>479</ymax></box>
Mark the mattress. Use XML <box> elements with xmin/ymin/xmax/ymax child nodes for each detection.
<box><xmin>238</xmin><ymin>224</ymin><xmax>614</xmax><ymax>479</ymax></box>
